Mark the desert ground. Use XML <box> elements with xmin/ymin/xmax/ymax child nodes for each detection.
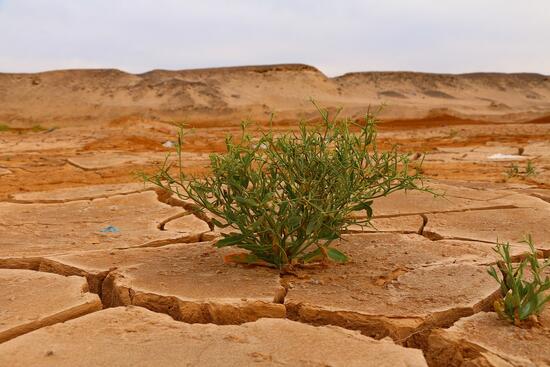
<box><xmin>0</xmin><ymin>64</ymin><xmax>549</xmax><ymax>366</ymax></box>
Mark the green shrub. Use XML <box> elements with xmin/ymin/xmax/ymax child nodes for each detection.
<box><xmin>488</xmin><ymin>235</ymin><xmax>550</xmax><ymax>325</ymax></box>
<box><xmin>146</xmin><ymin>105</ymin><xmax>426</xmax><ymax>270</ymax></box>
<box><xmin>506</xmin><ymin>161</ymin><xmax>537</xmax><ymax>178</ymax></box>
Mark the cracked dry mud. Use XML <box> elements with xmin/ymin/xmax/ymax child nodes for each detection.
<box><xmin>283</xmin><ymin>233</ymin><xmax>515</xmax><ymax>342</ymax></box>
<box><xmin>1</xmin><ymin>160</ymin><xmax>549</xmax><ymax>367</ymax></box>
<box><xmin>426</xmin><ymin>309</ymin><xmax>550</xmax><ymax>366</ymax></box>
<box><xmin>424</xmin><ymin>207</ymin><xmax>550</xmax><ymax>252</ymax></box>
<box><xmin>1</xmin><ymin>71</ymin><xmax>550</xmax><ymax>366</ymax></box>
<box><xmin>0</xmin><ymin>182</ymin><xmax>548</xmax><ymax>366</ymax></box>
<box><xmin>0</xmin><ymin>191</ymin><xmax>210</xmax><ymax>259</ymax></box>
<box><xmin>0</xmin><ymin>269</ymin><xmax>101</xmax><ymax>343</ymax></box>
<box><xmin>0</xmin><ymin>307</ymin><xmax>427</xmax><ymax>367</ymax></box>
<box><xmin>41</xmin><ymin>242</ymin><xmax>286</xmax><ymax>323</ymax></box>
<box><xmin>7</xmin><ymin>182</ymin><xmax>155</xmax><ymax>203</ymax></box>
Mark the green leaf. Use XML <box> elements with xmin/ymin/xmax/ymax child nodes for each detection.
<box><xmin>210</xmin><ymin>218</ymin><xmax>229</xmax><ymax>228</ymax></box>
<box><xmin>351</xmin><ymin>200</ymin><xmax>373</xmax><ymax>215</ymax></box>
<box><xmin>216</xmin><ymin>233</ymin><xmax>246</xmax><ymax>248</ymax></box>
<box><xmin>519</xmin><ymin>299</ymin><xmax>536</xmax><ymax>320</ymax></box>
<box><xmin>487</xmin><ymin>267</ymin><xmax>499</xmax><ymax>281</ymax></box>
<box><xmin>318</xmin><ymin>225</ymin><xmax>339</xmax><ymax>240</ymax></box>
<box><xmin>287</xmin><ymin>215</ymin><xmax>301</xmax><ymax>229</ymax></box>
<box><xmin>301</xmin><ymin>247</ymin><xmax>323</xmax><ymax>263</ymax></box>
<box><xmin>235</xmin><ymin>196</ymin><xmax>259</xmax><ymax>207</ymax></box>
<box><xmin>327</xmin><ymin>247</ymin><xmax>348</xmax><ymax>263</ymax></box>
<box><xmin>365</xmin><ymin>203</ymin><xmax>373</xmax><ymax>219</ymax></box>
<box><xmin>305</xmin><ymin>219</ymin><xmax>319</xmax><ymax>236</ymax></box>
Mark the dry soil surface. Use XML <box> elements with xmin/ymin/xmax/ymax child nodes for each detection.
<box><xmin>1</xmin><ymin>64</ymin><xmax>549</xmax><ymax>366</ymax></box>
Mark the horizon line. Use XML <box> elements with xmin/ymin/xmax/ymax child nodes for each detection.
<box><xmin>1</xmin><ymin>63</ymin><xmax>549</xmax><ymax>79</ymax></box>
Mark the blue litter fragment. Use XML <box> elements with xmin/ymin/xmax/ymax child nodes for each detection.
<box><xmin>100</xmin><ymin>225</ymin><xmax>120</xmax><ymax>233</ymax></box>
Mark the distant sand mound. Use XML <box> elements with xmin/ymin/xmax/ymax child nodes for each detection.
<box><xmin>1</xmin><ymin>64</ymin><xmax>549</xmax><ymax>127</ymax></box>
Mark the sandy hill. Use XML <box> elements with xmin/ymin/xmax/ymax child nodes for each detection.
<box><xmin>1</xmin><ymin>64</ymin><xmax>549</xmax><ymax>127</ymax></box>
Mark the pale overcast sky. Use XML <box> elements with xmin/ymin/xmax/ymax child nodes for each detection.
<box><xmin>1</xmin><ymin>0</ymin><xmax>549</xmax><ymax>76</ymax></box>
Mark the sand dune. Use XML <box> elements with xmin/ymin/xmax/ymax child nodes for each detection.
<box><xmin>1</xmin><ymin>64</ymin><xmax>549</xmax><ymax>127</ymax></box>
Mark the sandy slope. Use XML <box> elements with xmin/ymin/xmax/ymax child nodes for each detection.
<box><xmin>1</xmin><ymin>64</ymin><xmax>549</xmax><ymax>127</ymax></box>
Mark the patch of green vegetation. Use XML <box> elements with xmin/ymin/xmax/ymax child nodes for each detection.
<box><xmin>0</xmin><ymin>123</ymin><xmax>49</xmax><ymax>134</ymax></box>
<box><xmin>30</xmin><ymin>124</ymin><xmax>48</xmax><ymax>132</ymax></box>
<box><xmin>506</xmin><ymin>161</ymin><xmax>537</xmax><ymax>179</ymax></box>
<box><xmin>488</xmin><ymin>235</ymin><xmax>550</xmax><ymax>326</ymax></box>
<box><xmin>506</xmin><ymin>163</ymin><xmax>520</xmax><ymax>178</ymax></box>
<box><xmin>144</xmin><ymin>104</ymin><xmax>428</xmax><ymax>271</ymax></box>
<box><xmin>525</xmin><ymin>160</ymin><xmax>537</xmax><ymax>177</ymax></box>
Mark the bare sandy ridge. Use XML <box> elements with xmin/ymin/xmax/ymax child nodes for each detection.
<box><xmin>1</xmin><ymin>64</ymin><xmax>549</xmax><ymax>127</ymax></box>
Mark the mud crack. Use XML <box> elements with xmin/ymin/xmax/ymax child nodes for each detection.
<box><xmin>370</xmin><ymin>204</ymin><xmax>518</xmax><ymax>219</ymax></box>
<box><xmin>155</xmin><ymin>188</ymin><xmax>214</xmax><ymax>230</ymax></box>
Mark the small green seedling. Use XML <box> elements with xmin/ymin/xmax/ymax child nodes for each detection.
<box><xmin>505</xmin><ymin>163</ymin><xmax>520</xmax><ymax>178</ymax></box>
<box><xmin>488</xmin><ymin>235</ymin><xmax>550</xmax><ymax>326</ymax></box>
<box><xmin>506</xmin><ymin>161</ymin><xmax>537</xmax><ymax>179</ymax></box>
<box><xmin>525</xmin><ymin>161</ymin><xmax>537</xmax><ymax>177</ymax></box>
<box><xmin>145</xmin><ymin>104</ymin><xmax>427</xmax><ymax>271</ymax></box>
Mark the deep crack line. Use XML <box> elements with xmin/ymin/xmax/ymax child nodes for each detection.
<box><xmin>422</xmin><ymin>232</ymin><xmax>498</xmax><ymax>245</ymax></box>
<box><xmin>4</xmin><ymin>186</ymin><xmax>155</xmax><ymax>204</ymax></box>
<box><xmin>1</xmin><ymin>255</ymin><xmax>113</xmax><ymax>307</ymax></box>
<box><xmin>419</xmin><ymin>214</ymin><xmax>428</xmax><ymax>235</ymax></box>
<box><xmin>0</xmin><ymin>260</ymin><xmax>106</xmax><ymax>343</ymax></box>
<box><xmin>157</xmin><ymin>211</ymin><xmax>193</xmax><ymax>230</ymax></box>
<box><xmin>366</xmin><ymin>204</ymin><xmax>519</xmax><ymax>220</ymax></box>
<box><xmin>530</xmin><ymin>192</ymin><xmax>550</xmax><ymax>204</ymax></box>
<box><xmin>135</xmin><ymin>234</ymin><xmax>207</xmax><ymax>248</ymax></box>
<box><xmin>154</xmin><ymin>188</ymin><xmax>214</xmax><ymax>230</ymax></box>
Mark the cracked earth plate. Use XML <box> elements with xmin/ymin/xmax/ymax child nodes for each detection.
<box><xmin>8</xmin><ymin>182</ymin><xmax>155</xmax><ymax>203</ymax></box>
<box><xmin>0</xmin><ymin>269</ymin><xmax>101</xmax><ymax>343</ymax></box>
<box><xmin>0</xmin><ymin>306</ymin><xmax>428</xmax><ymax>367</ymax></box>
<box><xmin>283</xmin><ymin>233</ymin><xmax>504</xmax><ymax>341</ymax></box>
<box><xmin>424</xmin><ymin>207</ymin><xmax>550</xmax><ymax>254</ymax></box>
<box><xmin>67</xmin><ymin>151</ymin><xmax>206</xmax><ymax>170</ymax></box>
<box><xmin>0</xmin><ymin>191</ymin><xmax>208</xmax><ymax>258</ymax></box>
<box><xmin>41</xmin><ymin>242</ymin><xmax>285</xmax><ymax>324</ymax></box>
<box><xmin>427</xmin><ymin>309</ymin><xmax>550</xmax><ymax>367</ymax></box>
